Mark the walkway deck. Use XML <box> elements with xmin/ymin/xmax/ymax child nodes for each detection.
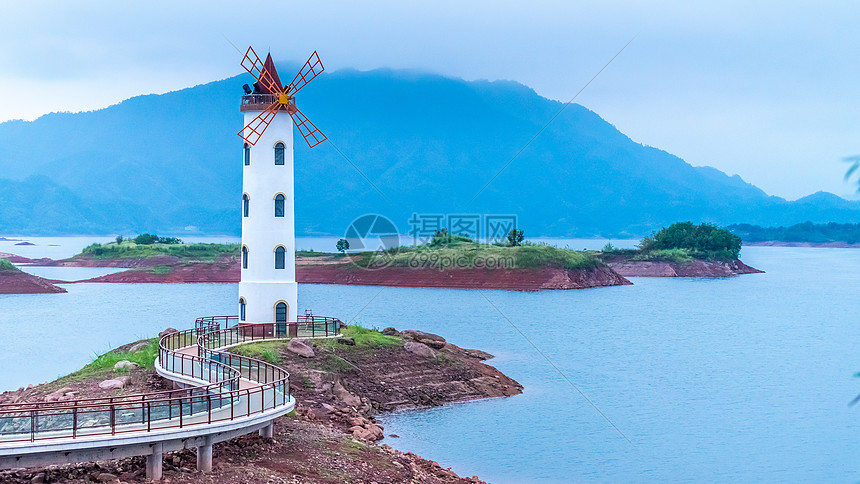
<box><xmin>0</xmin><ymin>316</ymin><xmax>342</xmax><ymax>480</ymax></box>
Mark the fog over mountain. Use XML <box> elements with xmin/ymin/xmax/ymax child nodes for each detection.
<box><xmin>1</xmin><ymin>66</ymin><xmax>858</xmax><ymax>237</ymax></box>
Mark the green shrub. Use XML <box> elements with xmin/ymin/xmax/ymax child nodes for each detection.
<box><xmin>0</xmin><ymin>258</ymin><xmax>19</xmax><ymax>272</ymax></box>
<box><xmin>646</xmin><ymin>222</ymin><xmax>741</xmax><ymax>261</ymax></box>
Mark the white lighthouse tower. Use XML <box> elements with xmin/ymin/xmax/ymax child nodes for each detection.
<box><xmin>238</xmin><ymin>112</ymin><xmax>297</xmax><ymax>325</ymax></box>
<box><xmin>236</xmin><ymin>49</ymin><xmax>326</xmax><ymax>329</ymax></box>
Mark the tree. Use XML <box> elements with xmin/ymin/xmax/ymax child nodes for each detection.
<box><xmin>336</xmin><ymin>238</ymin><xmax>350</xmax><ymax>255</ymax></box>
<box><xmin>507</xmin><ymin>228</ymin><xmax>524</xmax><ymax>247</ymax></box>
<box><xmin>115</xmin><ymin>235</ymin><xmax>124</xmax><ymax>244</ymax></box>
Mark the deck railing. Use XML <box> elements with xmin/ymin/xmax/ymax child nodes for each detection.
<box><xmin>0</xmin><ymin>315</ymin><xmax>342</xmax><ymax>443</ymax></box>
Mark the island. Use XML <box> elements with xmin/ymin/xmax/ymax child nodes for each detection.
<box><xmin>27</xmin><ymin>232</ymin><xmax>632</xmax><ymax>291</ymax></box>
<box><xmin>0</xmin><ymin>326</ymin><xmax>519</xmax><ymax>483</ymax></box>
<box><xmin>600</xmin><ymin>222</ymin><xmax>763</xmax><ymax>277</ymax></box>
<box><xmin>0</xmin><ymin>257</ymin><xmax>66</xmax><ymax>294</ymax></box>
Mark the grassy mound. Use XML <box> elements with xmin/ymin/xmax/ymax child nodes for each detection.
<box><xmin>81</xmin><ymin>241</ymin><xmax>239</xmax><ymax>261</ymax></box>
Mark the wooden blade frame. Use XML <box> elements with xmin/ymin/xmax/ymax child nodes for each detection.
<box><xmin>240</xmin><ymin>46</ymin><xmax>282</xmax><ymax>95</ymax></box>
<box><xmin>238</xmin><ymin>102</ymin><xmax>280</xmax><ymax>146</ymax></box>
<box><xmin>288</xmin><ymin>51</ymin><xmax>324</xmax><ymax>95</ymax></box>
<box><xmin>290</xmin><ymin>107</ymin><xmax>327</xmax><ymax>148</ymax></box>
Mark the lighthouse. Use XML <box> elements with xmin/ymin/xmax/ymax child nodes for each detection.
<box><xmin>237</xmin><ymin>48</ymin><xmax>326</xmax><ymax>329</ymax></box>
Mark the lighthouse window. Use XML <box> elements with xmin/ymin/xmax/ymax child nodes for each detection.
<box><xmin>243</xmin><ymin>194</ymin><xmax>250</xmax><ymax>217</ymax></box>
<box><xmin>243</xmin><ymin>143</ymin><xmax>250</xmax><ymax>166</ymax></box>
<box><xmin>275</xmin><ymin>302</ymin><xmax>287</xmax><ymax>323</ymax></box>
<box><xmin>242</xmin><ymin>246</ymin><xmax>248</xmax><ymax>269</ymax></box>
<box><xmin>275</xmin><ymin>194</ymin><xmax>285</xmax><ymax>217</ymax></box>
<box><xmin>274</xmin><ymin>142</ymin><xmax>285</xmax><ymax>165</ymax></box>
<box><xmin>275</xmin><ymin>246</ymin><xmax>286</xmax><ymax>269</ymax></box>
<box><xmin>239</xmin><ymin>298</ymin><xmax>246</xmax><ymax>321</ymax></box>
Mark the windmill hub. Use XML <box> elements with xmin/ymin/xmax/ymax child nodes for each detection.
<box><xmin>277</xmin><ymin>92</ymin><xmax>292</xmax><ymax>105</ymax></box>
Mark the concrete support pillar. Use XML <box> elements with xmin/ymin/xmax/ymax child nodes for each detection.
<box><xmin>259</xmin><ymin>421</ymin><xmax>274</xmax><ymax>439</ymax></box>
<box><xmin>197</xmin><ymin>436</ymin><xmax>213</xmax><ymax>473</ymax></box>
<box><xmin>146</xmin><ymin>442</ymin><xmax>163</xmax><ymax>481</ymax></box>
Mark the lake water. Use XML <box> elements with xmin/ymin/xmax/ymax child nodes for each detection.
<box><xmin>0</xmin><ymin>238</ymin><xmax>858</xmax><ymax>482</ymax></box>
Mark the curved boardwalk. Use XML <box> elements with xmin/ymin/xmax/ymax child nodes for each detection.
<box><xmin>0</xmin><ymin>315</ymin><xmax>342</xmax><ymax>480</ymax></box>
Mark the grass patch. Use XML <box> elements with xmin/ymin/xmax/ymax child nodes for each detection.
<box><xmin>230</xmin><ymin>341</ymin><xmax>287</xmax><ymax>364</ymax></box>
<box><xmin>348</xmin><ymin>239</ymin><xmax>601</xmax><ymax>271</ymax></box>
<box><xmin>81</xmin><ymin>241</ymin><xmax>239</xmax><ymax>262</ymax></box>
<box><xmin>301</xmin><ymin>375</ymin><xmax>314</xmax><ymax>389</ymax></box>
<box><xmin>151</xmin><ymin>265</ymin><xmax>173</xmax><ymax>275</ymax></box>
<box><xmin>59</xmin><ymin>338</ymin><xmax>159</xmax><ymax>382</ymax></box>
<box><xmin>318</xmin><ymin>325</ymin><xmax>401</xmax><ymax>350</ymax></box>
<box><xmin>630</xmin><ymin>248</ymin><xmax>694</xmax><ymax>264</ymax></box>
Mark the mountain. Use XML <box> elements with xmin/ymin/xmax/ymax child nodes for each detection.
<box><xmin>1</xmin><ymin>66</ymin><xmax>859</xmax><ymax>237</ymax></box>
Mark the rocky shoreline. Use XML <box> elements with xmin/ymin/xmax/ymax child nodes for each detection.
<box><xmin>0</xmin><ymin>328</ymin><xmax>520</xmax><ymax>483</ymax></box>
<box><xmin>604</xmin><ymin>256</ymin><xmax>763</xmax><ymax>277</ymax></box>
<box><xmin>14</xmin><ymin>253</ymin><xmax>632</xmax><ymax>291</ymax></box>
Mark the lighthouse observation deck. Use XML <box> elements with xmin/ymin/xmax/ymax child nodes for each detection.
<box><xmin>240</xmin><ymin>94</ymin><xmax>294</xmax><ymax>112</ymax></box>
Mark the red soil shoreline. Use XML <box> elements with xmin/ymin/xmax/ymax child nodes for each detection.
<box><xmin>68</xmin><ymin>261</ymin><xmax>633</xmax><ymax>291</ymax></box>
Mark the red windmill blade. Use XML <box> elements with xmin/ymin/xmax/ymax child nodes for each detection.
<box><xmin>291</xmin><ymin>106</ymin><xmax>327</xmax><ymax>148</ymax></box>
<box><xmin>288</xmin><ymin>51</ymin><xmax>324</xmax><ymax>95</ymax></box>
<box><xmin>240</xmin><ymin>46</ymin><xmax>281</xmax><ymax>95</ymax></box>
<box><xmin>237</xmin><ymin>47</ymin><xmax>327</xmax><ymax>148</ymax></box>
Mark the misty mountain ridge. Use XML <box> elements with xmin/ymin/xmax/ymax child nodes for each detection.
<box><xmin>1</xmin><ymin>65</ymin><xmax>858</xmax><ymax>237</ymax></box>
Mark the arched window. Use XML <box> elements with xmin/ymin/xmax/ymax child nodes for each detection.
<box><xmin>243</xmin><ymin>143</ymin><xmax>250</xmax><ymax>166</ymax></box>
<box><xmin>239</xmin><ymin>298</ymin><xmax>246</xmax><ymax>321</ymax></box>
<box><xmin>243</xmin><ymin>194</ymin><xmax>249</xmax><ymax>217</ymax></box>
<box><xmin>274</xmin><ymin>142</ymin><xmax>285</xmax><ymax>165</ymax></box>
<box><xmin>275</xmin><ymin>302</ymin><xmax>288</xmax><ymax>323</ymax></box>
<box><xmin>242</xmin><ymin>246</ymin><xmax>249</xmax><ymax>269</ymax></box>
<box><xmin>274</xmin><ymin>194</ymin><xmax>285</xmax><ymax>217</ymax></box>
<box><xmin>275</xmin><ymin>246</ymin><xmax>285</xmax><ymax>269</ymax></box>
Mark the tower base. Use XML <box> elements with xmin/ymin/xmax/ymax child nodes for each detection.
<box><xmin>239</xmin><ymin>281</ymin><xmax>298</xmax><ymax>324</ymax></box>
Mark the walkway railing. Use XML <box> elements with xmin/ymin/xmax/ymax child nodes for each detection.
<box><xmin>0</xmin><ymin>316</ymin><xmax>343</xmax><ymax>444</ymax></box>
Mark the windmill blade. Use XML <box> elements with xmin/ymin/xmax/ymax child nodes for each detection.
<box><xmin>288</xmin><ymin>51</ymin><xmax>324</xmax><ymax>95</ymax></box>
<box><xmin>240</xmin><ymin>46</ymin><xmax>282</xmax><ymax>95</ymax></box>
<box><xmin>238</xmin><ymin>102</ymin><xmax>280</xmax><ymax>146</ymax></box>
<box><xmin>290</xmin><ymin>106</ymin><xmax>327</xmax><ymax>148</ymax></box>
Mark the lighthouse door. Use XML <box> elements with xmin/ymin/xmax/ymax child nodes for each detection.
<box><xmin>275</xmin><ymin>302</ymin><xmax>289</xmax><ymax>337</ymax></box>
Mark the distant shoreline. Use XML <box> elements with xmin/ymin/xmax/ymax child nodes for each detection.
<box><xmin>743</xmin><ymin>241</ymin><xmax>860</xmax><ymax>248</ymax></box>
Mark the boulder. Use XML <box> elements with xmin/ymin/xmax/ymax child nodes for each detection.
<box><xmin>401</xmin><ymin>330</ymin><xmax>446</xmax><ymax>349</ymax></box>
<box><xmin>98</xmin><ymin>376</ymin><xmax>130</xmax><ymax>390</ymax></box>
<box><xmin>158</xmin><ymin>328</ymin><xmax>178</xmax><ymax>339</ymax></box>
<box><xmin>128</xmin><ymin>341</ymin><xmax>149</xmax><ymax>352</ymax></box>
<box><xmin>403</xmin><ymin>341</ymin><xmax>436</xmax><ymax>358</ymax></box>
<box><xmin>333</xmin><ymin>380</ymin><xmax>362</xmax><ymax>408</ymax></box>
<box><xmin>114</xmin><ymin>360</ymin><xmax>139</xmax><ymax>371</ymax></box>
<box><xmin>337</xmin><ymin>337</ymin><xmax>356</xmax><ymax>346</ymax></box>
<box><xmin>381</xmin><ymin>327</ymin><xmax>399</xmax><ymax>336</ymax></box>
<box><xmin>287</xmin><ymin>339</ymin><xmax>315</xmax><ymax>358</ymax></box>
<box><xmin>352</xmin><ymin>423</ymin><xmax>384</xmax><ymax>441</ymax></box>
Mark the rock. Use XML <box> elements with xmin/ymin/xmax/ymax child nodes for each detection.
<box><xmin>321</xmin><ymin>403</ymin><xmax>336</xmax><ymax>413</ymax></box>
<box><xmin>337</xmin><ymin>337</ymin><xmax>356</xmax><ymax>346</ymax></box>
<box><xmin>352</xmin><ymin>423</ymin><xmax>384</xmax><ymax>441</ymax></box>
<box><xmin>30</xmin><ymin>473</ymin><xmax>46</xmax><ymax>484</ymax></box>
<box><xmin>287</xmin><ymin>339</ymin><xmax>315</xmax><ymax>358</ymax></box>
<box><xmin>381</xmin><ymin>327</ymin><xmax>399</xmax><ymax>336</ymax></box>
<box><xmin>333</xmin><ymin>380</ymin><xmax>362</xmax><ymax>408</ymax></box>
<box><xmin>128</xmin><ymin>341</ymin><xmax>148</xmax><ymax>352</ymax></box>
<box><xmin>98</xmin><ymin>376</ymin><xmax>130</xmax><ymax>390</ymax></box>
<box><xmin>95</xmin><ymin>473</ymin><xmax>119</xmax><ymax>482</ymax></box>
<box><xmin>348</xmin><ymin>416</ymin><xmax>367</xmax><ymax>427</ymax></box>
<box><xmin>113</xmin><ymin>360</ymin><xmax>139</xmax><ymax>370</ymax></box>
<box><xmin>389</xmin><ymin>434</ymin><xmax>400</xmax><ymax>438</ymax></box>
<box><xmin>401</xmin><ymin>330</ymin><xmax>446</xmax><ymax>349</ymax></box>
<box><xmin>158</xmin><ymin>328</ymin><xmax>178</xmax><ymax>338</ymax></box>
<box><xmin>403</xmin><ymin>341</ymin><xmax>436</xmax><ymax>358</ymax></box>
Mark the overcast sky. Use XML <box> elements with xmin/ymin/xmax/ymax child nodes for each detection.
<box><xmin>1</xmin><ymin>1</ymin><xmax>859</xmax><ymax>200</ymax></box>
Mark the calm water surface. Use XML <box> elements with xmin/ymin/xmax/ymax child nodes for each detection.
<box><xmin>0</xmin><ymin>238</ymin><xmax>858</xmax><ymax>482</ymax></box>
